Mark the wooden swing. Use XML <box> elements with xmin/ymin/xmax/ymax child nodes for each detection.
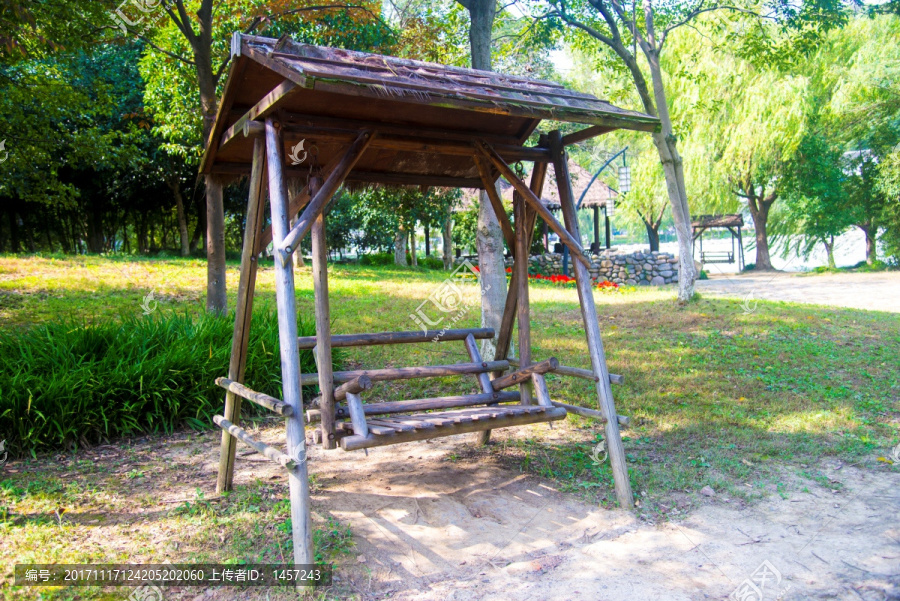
<box><xmin>200</xmin><ymin>33</ymin><xmax>661</xmax><ymax>566</ymax></box>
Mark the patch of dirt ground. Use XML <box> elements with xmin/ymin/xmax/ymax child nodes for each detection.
<box><xmin>5</xmin><ymin>424</ymin><xmax>899</xmax><ymax>601</ymax></box>
<box><xmin>696</xmin><ymin>271</ymin><xmax>900</xmax><ymax>313</ymax></box>
<box><xmin>297</xmin><ymin>432</ymin><xmax>900</xmax><ymax>601</ymax></box>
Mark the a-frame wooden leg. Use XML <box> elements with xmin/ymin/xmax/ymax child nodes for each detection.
<box><xmin>476</xmin><ymin>159</ymin><xmax>546</xmax><ymax>445</ymax></box>
<box><xmin>265</xmin><ymin>115</ymin><xmax>314</xmax><ymax>563</ymax></box>
<box><xmin>217</xmin><ymin>137</ymin><xmax>267</xmax><ymax>494</ymax></box>
<box><xmin>494</xmin><ymin>158</ymin><xmax>548</xmax><ymax>365</ymax></box>
<box><xmin>513</xmin><ymin>192</ymin><xmax>533</xmax><ymax>405</ymax></box>
<box><xmin>549</xmin><ymin>130</ymin><xmax>634</xmax><ymax>509</ymax></box>
<box><xmin>310</xmin><ymin>195</ymin><xmax>337</xmax><ymax>450</ymax></box>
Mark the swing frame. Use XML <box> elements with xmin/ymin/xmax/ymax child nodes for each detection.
<box><xmin>200</xmin><ymin>33</ymin><xmax>661</xmax><ymax>566</ymax></box>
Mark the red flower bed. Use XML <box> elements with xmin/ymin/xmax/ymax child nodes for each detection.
<box><xmin>596</xmin><ymin>280</ymin><xmax>619</xmax><ymax>291</ymax></box>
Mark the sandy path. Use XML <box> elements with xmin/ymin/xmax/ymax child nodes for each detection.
<box><xmin>696</xmin><ymin>271</ymin><xmax>899</xmax><ymax>313</ymax></box>
<box><xmin>218</xmin><ymin>426</ymin><xmax>900</xmax><ymax>600</ymax></box>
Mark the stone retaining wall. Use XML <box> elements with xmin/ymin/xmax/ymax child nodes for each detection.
<box><xmin>457</xmin><ymin>249</ymin><xmax>680</xmax><ymax>286</ymax></box>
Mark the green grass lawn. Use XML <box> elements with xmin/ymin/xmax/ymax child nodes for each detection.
<box><xmin>0</xmin><ymin>253</ymin><xmax>898</xmax><ymax>598</ymax></box>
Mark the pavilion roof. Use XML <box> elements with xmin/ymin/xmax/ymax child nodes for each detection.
<box><xmin>200</xmin><ymin>33</ymin><xmax>660</xmax><ymax>188</ymax></box>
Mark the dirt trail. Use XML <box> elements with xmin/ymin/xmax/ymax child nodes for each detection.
<box><xmin>219</xmin><ymin>426</ymin><xmax>900</xmax><ymax>601</ymax></box>
<box><xmin>696</xmin><ymin>271</ymin><xmax>900</xmax><ymax>313</ymax></box>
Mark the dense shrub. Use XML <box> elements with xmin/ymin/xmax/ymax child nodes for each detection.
<box><xmin>359</xmin><ymin>252</ymin><xmax>445</xmax><ymax>269</ymax></box>
<box><xmin>0</xmin><ymin>310</ymin><xmax>329</xmax><ymax>456</ymax></box>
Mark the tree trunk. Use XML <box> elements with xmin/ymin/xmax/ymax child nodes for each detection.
<box><xmin>425</xmin><ymin>223</ymin><xmax>431</xmax><ymax>256</ymax></box>
<box><xmin>87</xmin><ymin>208</ymin><xmax>103</xmax><ymax>253</ymax></box>
<box><xmin>8</xmin><ymin>210</ymin><xmax>19</xmax><ymax>253</ymax></box>
<box><xmin>189</xmin><ymin>200</ymin><xmax>205</xmax><ymax>255</ymax></box>
<box><xmin>190</xmin><ymin>1</ymin><xmax>227</xmax><ymax>313</ymax></box>
<box><xmin>857</xmin><ymin>223</ymin><xmax>875</xmax><ymax>264</ymax></box>
<box><xmin>579</xmin><ymin>5</ymin><xmax>695</xmax><ymax>301</ymax></box>
<box><xmin>824</xmin><ymin>235</ymin><xmax>836</xmax><ymax>269</ymax></box>
<box><xmin>746</xmin><ymin>191</ymin><xmax>774</xmax><ymax>270</ymax></box>
<box><xmin>644</xmin><ymin>54</ymin><xmax>695</xmax><ymax>301</ymax></box>
<box><xmin>409</xmin><ymin>222</ymin><xmax>418</xmax><ymax>266</ymax></box>
<box><xmin>459</xmin><ymin>0</ymin><xmax>507</xmax><ymax>359</ymax></box>
<box><xmin>645</xmin><ymin>221</ymin><xmax>660</xmax><ymax>252</ymax></box>
<box><xmin>206</xmin><ymin>176</ymin><xmax>227</xmax><ymax>314</ymax></box>
<box><xmin>394</xmin><ymin>224</ymin><xmax>408</xmax><ymax>266</ymax></box>
<box><xmin>442</xmin><ymin>207</ymin><xmax>453</xmax><ymax>269</ymax></box>
<box><xmin>168</xmin><ymin>176</ymin><xmax>191</xmax><ymax>257</ymax></box>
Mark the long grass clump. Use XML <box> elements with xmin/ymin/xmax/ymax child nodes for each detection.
<box><xmin>0</xmin><ymin>309</ymin><xmax>327</xmax><ymax>456</ymax></box>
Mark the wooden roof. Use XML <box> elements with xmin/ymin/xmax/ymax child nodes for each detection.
<box><xmin>691</xmin><ymin>214</ymin><xmax>744</xmax><ymax>229</ymax></box>
<box><xmin>201</xmin><ymin>33</ymin><xmax>660</xmax><ymax>186</ymax></box>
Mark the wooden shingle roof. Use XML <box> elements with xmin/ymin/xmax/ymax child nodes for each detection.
<box><xmin>201</xmin><ymin>33</ymin><xmax>660</xmax><ymax>186</ymax></box>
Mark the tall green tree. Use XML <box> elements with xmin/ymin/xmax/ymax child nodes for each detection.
<box><xmin>535</xmin><ymin>0</ymin><xmax>848</xmax><ymax>293</ymax></box>
<box><xmin>123</xmin><ymin>0</ymin><xmax>395</xmax><ymax>313</ymax></box>
<box><xmin>779</xmin><ymin>129</ymin><xmax>854</xmax><ymax>268</ymax></box>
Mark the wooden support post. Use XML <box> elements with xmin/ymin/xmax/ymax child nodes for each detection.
<box><xmin>514</xmin><ymin>192</ymin><xmax>533</xmax><ymax>405</ymax></box>
<box><xmin>345</xmin><ymin>392</ymin><xmax>369</xmax><ymax>439</ymax></box>
<box><xmin>494</xmin><ymin>159</ymin><xmax>547</xmax><ymax>369</ymax></box>
<box><xmin>531</xmin><ymin>373</ymin><xmax>553</xmax><ymax>407</ymax></box>
<box><xmin>464</xmin><ymin>334</ymin><xmax>494</xmax><ymax>395</ymax></box>
<box><xmin>550</xmin><ymin>130</ymin><xmax>634</xmax><ymax>510</ymax></box>
<box><xmin>311</xmin><ymin>199</ymin><xmax>337</xmax><ymax>450</ymax></box>
<box><xmin>217</xmin><ymin>137</ymin><xmax>267</xmax><ymax>494</ymax></box>
<box><xmin>264</xmin><ymin>115</ymin><xmax>314</xmax><ymax>564</ymax></box>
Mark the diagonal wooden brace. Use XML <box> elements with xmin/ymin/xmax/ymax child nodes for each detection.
<box><xmin>491</xmin><ymin>357</ymin><xmax>559</xmax><ymax>391</ymax></box>
<box><xmin>278</xmin><ymin>130</ymin><xmax>376</xmax><ymax>262</ymax></box>
<box><xmin>474</xmin><ymin>155</ymin><xmax>516</xmax><ymax>254</ymax></box>
<box><xmin>475</xmin><ymin>139</ymin><xmax>591</xmax><ymax>270</ymax></box>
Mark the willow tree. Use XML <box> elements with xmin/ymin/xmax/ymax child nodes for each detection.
<box><xmin>671</xmin><ymin>27</ymin><xmax>810</xmax><ymax>270</ymax></box>
<box><xmin>537</xmin><ymin>0</ymin><xmax>846</xmax><ymax>292</ymax></box>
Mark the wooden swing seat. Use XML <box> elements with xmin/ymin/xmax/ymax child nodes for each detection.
<box><xmin>336</xmin><ymin>405</ymin><xmax>567</xmax><ymax>451</ymax></box>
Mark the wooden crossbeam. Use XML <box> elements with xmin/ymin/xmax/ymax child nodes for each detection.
<box><xmin>296</xmin><ymin>327</ymin><xmax>494</xmax><ymax>350</ymax></box>
<box><xmin>561</xmin><ymin>125</ymin><xmax>616</xmax><ymax>146</ymax></box>
<box><xmin>491</xmin><ymin>358</ymin><xmax>559</xmax><ymax>391</ymax></box>
<box><xmin>550</xmin><ymin>400</ymin><xmax>630</xmax><ymax>426</ymax></box>
<box><xmin>219</xmin><ymin>81</ymin><xmax>299</xmax><ymax>152</ymax></box>
<box><xmin>508</xmin><ymin>358</ymin><xmax>624</xmax><ymax>384</ymax></box>
<box><xmin>231</xmin><ymin>115</ymin><xmax>551</xmax><ymax>163</ymax></box>
<box><xmin>311</xmin><ymin>391</ymin><xmax>520</xmax><ymax>421</ymax></box>
<box><xmin>278</xmin><ymin>130</ymin><xmax>375</xmax><ymax>260</ymax></box>
<box><xmin>474</xmin><ymin>140</ymin><xmax>591</xmax><ymax>270</ymax></box>
<box><xmin>300</xmin><ymin>360</ymin><xmax>509</xmax><ymax>386</ymax></box>
<box><xmin>213</xmin><ymin>415</ymin><xmax>296</xmax><ymax>469</ymax></box>
<box><xmin>215</xmin><ymin>378</ymin><xmax>293</xmax><ymax>416</ymax></box>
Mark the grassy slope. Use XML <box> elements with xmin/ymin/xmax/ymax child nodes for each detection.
<box><xmin>0</xmin><ymin>254</ymin><xmax>898</xmax><ymax>598</ymax></box>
